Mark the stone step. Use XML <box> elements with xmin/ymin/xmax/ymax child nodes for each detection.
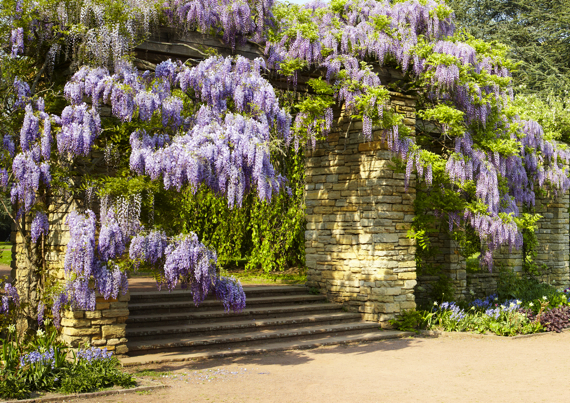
<box><xmin>129</xmin><ymin>286</ymin><xmax>310</xmax><ymax>303</ymax></box>
<box><xmin>126</xmin><ymin>312</ymin><xmax>362</xmax><ymax>341</ymax></box>
<box><xmin>127</xmin><ymin>322</ymin><xmax>381</xmax><ymax>356</ymax></box>
<box><xmin>121</xmin><ymin>330</ymin><xmax>413</xmax><ymax>366</ymax></box>
<box><xmin>126</xmin><ymin>303</ymin><xmax>342</xmax><ymax>328</ymax></box>
<box><xmin>128</xmin><ymin>294</ymin><xmax>327</xmax><ymax>316</ymax></box>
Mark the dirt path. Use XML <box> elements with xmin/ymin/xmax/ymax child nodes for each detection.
<box><xmin>70</xmin><ymin>332</ymin><xmax>570</xmax><ymax>403</ymax></box>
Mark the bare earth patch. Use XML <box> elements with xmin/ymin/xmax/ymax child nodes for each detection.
<box><xmin>68</xmin><ymin>331</ymin><xmax>570</xmax><ymax>403</ymax></box>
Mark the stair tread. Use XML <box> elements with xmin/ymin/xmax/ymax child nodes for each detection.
<box><xmin>129</xmin><ymin>285</ymin><xmax>308</xmax><ymax>299</ymax></box>
<box><xmin>121</xmin><ymin>330</ymin><xmax>412</xmax><ymax>366</ymax></box>
<box><xmin>128</xmin><ymin>294</ymin><xmax>326</xmax><ymax>310</ymax></box>
<box><xmin>127</xmin><ymin>312</ymin><xmax>362</xmax><ymax>336</ymax></box>
<box><xmin>127</xmin><ymin>321</ymin><xmax>381</xmax><ymax>351</ymax></box>
<box><xmin>127</xmin><ymin>302</ymin><xmax>340</xmax><ymax>322</ymax></box>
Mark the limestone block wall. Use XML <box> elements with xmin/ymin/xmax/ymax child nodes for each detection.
<box><xmin>305</xmin><ymin>92</ymin><xmax>417</xmax><ymax>325</ymax></box>
<box><xmin>466</xmin><ymin>273</ymin><xmax>500</xmax><ymax>298</ymax></box>
<box><xmin>534</xmin><ymin>193</ymin><xmax>570</xmax><ymax>289</ymax></box>
<box><xmin>61</xmin><ymin>293</ymin><xmax>129</xmax><ymax>355</ymax></box>
<box><xmin>416</xmin><ymin>191</ymin><xmax>570</xmax><ymax>304</ymax></box>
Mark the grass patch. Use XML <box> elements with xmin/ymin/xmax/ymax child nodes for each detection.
<box><xmin>0</xmin><ymin>250</ymin><xmax>11</xmax><ymax>266</ymax></box>
<box><xmin>0</xmin><ymin>242</ymin><xmax>12</xmax><ymax>266</ymax></box>
<box><xmin>220</xmin><ymin>267</ymin><xmax>307</xmax><ymax>285</ymax></box>
<box><xmin>134</xmin><ymin>370</ymin><xmax>173</xmax><ymax>378</ymax></box>
<box><xmin>131</xmin><ymin>266</ymin><xmax>307</xmax><ymax>285</ymax></box>
<box><xmin>466</xmin><ymin>252</ymin><xmax>481</xmax><ymax>273</ymax></box>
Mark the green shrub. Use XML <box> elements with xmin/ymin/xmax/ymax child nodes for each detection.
<box><xmin>59</xmin><ymin>354</ymin><xmax>135</xmax><ymax>394</ymax></box>
<box><xmin>497</xmin><ymin>270</ymin><xmax>557</xmax><ymax>301</ymax></box>
<box><xmin>430</xmin><ymin>274</ymin><xmax>455</xmax><ymax>302</ymax></box>
<box><xmin>389</xmin><ymin>310</ymin><xmax>432</xmax><ymax>333</ymax></box>
<box><xmin>0</xmin><ymin>324</ymin><xmax>136</xmax><ymax>399</ymax></box>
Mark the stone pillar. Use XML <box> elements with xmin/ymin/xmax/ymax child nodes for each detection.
<box><xmin>61</xmin><ymin>293</ymin><xmax>130</xmax><ymax>356</ymax></box>
<box><xmin>534</xmin><ymin>192</ymin><xmax>570</xmax><ymax>289</ymax></box>
<box><xmin>305</xmin><ymin>92</ymin><xmax>417</xmax><ymax>326</ymax></box>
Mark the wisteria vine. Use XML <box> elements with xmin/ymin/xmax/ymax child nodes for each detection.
<box><xmin>2</xmin><ymin>0</ymin><xmax>570</xmax><ymax>330</ymax></box>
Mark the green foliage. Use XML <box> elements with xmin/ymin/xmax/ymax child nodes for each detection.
<box><xmin>59</xmin><ymin>354</ymin><xmax>135</xmax><ymax>394</ymax></box>
<box><xmin>430</xmin><ymin>303</ymin><xmax>542</xmax><ymax>336</ymax></box>
<box><xmin>389</xmin><ymin>310</ymin><xmax>432</xmax><ymax>333</ymax></box>
<box><xmin>496</xmin><ymin>270</ymin><xmax>557</xmax><ymax>301</ymax></box>
<box><xmin>0</xmin><ymin>322</ymin><xmax>135</xmax><ymax>399</ymax></box>
<box><xmin>430</xmin><ymin>274</ymin><xmax>455</xmax><ymax>302</ymax></box>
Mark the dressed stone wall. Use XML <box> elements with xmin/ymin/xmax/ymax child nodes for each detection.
<box><xmin>534</xmin><ymin>193</ymin><xmax>570</xmax><ymax>289</ymax></box>
<box><xmin>305</xmin><ymin>92</ymin><xmax>417</xmax><ymax>326</ymax></box>
<box><xmin>415</xmin><ymin>192</ymin><xmax>570</xmax><ymax>305</ymax></box>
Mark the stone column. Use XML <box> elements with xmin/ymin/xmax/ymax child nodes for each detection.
<box><xmin>61</xmin><ymin>293</ymin><xmax>130</xmax><ymax>356</ymax></box>
<box><xmin>534</xmin><ymin>192</ymin><xmax>570</xmax><ymax>289</ymax></box>
<box><xmin>305</xmin><ymin>92</ymin><xmax>417</xmax><ymax>326</ymax></box>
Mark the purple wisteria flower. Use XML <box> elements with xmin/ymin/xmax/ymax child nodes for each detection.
<box><xmin>31</xmin><ymin>211</ymin><xmax>49</xmax><ymax>243</ymax></box>
<box><xmin>10</xmin><ymin>27</ymin><xmax>24</xmax><ymax>57</ymax></box>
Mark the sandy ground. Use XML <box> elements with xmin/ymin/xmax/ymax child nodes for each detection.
<box><xmin>0</xmin><ymin>264</ymin><xmax>11</xmax><ymax>280</ymax></box>
<box><xmin>65</xmin><ymin>331</ymin><xmax>570</xmax><ymax>403</ymax></box>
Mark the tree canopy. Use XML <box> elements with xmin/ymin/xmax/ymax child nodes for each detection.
<box><xmin>448</xmin><ymin>0</ymin><xmax>570</xmax><ymax>95</ymax></box>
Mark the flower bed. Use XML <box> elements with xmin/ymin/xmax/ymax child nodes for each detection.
<box><xmin>390</xmin><ymin>288</ymin><xmax>570</xmax><ymax>337</ymax></box>
<box><xmin>1</xmin><ymin>283</ymin><xmax>136</xmax><ymax>400</ymax></box>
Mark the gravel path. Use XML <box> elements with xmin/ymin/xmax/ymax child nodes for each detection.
<box><xmin>68</xmin><ymin>331</ymin><xmax>570</xmax><ymax>403</ymax></box>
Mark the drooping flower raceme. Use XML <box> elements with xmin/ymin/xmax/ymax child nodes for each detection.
<box><xmin>214</xmin><ymin>276</ymin><xmax>246</xmax><ymax>312</ymax></box>
<box><xmin>31</xmin><ymin>211</ymin><xmax>49</xmax><ymax>243</ymax></box>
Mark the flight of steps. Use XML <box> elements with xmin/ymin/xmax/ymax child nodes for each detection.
<box><xmin>123</xmin><ymin>285</ymin><xmax>409</xmax><ymax>364</ymax></box>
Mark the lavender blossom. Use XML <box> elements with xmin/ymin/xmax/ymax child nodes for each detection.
<box><xmin>31</xmin><ymin>211</ymin><xmax>49</xmax><ymax>243</ymax></box>
<box><xmin>10</xmin><ymin>27</ymin><xmax>24</xmax><ymax>57</ymax></box>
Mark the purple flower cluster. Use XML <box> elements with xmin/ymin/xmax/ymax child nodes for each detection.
<box><xmin>20</xmin><ymin>347</ymin><xmax>56</xmax><ymax>368</ymax></box>
<box><xmin>51</xmin><ymin>292</ymin><xmax>68</xmax><ymax>329</ymax></box>
<box><xmin>37</xmin><ymin>301</ymin><xmax>45</xmax><ymax>326</ymax></box>
<box><xmin>10</xmin><ymin>27</ymin><xmax>24</xmax><ymax>57</ymax></box>
<box><xmin>1</xmin><ymin>283</ymin><xmax>20</xmax><ymax>314</ymax></box>
<box><xmin>13</xmin><ymin>77</ymin><xmax>30</xmax><ymax>109</ymax></box>
<box><xmin>31</xmin><ymin>211</ymin><xmax>49</xmax><ymax>243</ymax></box>
<box><xmin>98</xmin><ymin>209</ymin><xmax>127</xmax><ymax>262</ymax></box>
<box><xmin>129</xmin><ymin>229</ymin><xmax>168</xmax><ymax>268</ymax></box>
<box><xmin>57</xmin><ymin>103</ymin><xmax>102</xmax><ymax>157</ymax></box>
<box><xmin>174</xmin><ymin>0</ymin><xmax>274</xmax><ymax>47</ymax></box>
<box><xmin>485</xmin><ymin>299</ymin><xmax>522</xmax><ymax>319</ymax></box>
<box><xmin>63</xmin><ymin>210</ymin><xmax>129</xmax><ymax>310</ymax></box>
<box><xmin>76</xmin><ymin>346</ymin><xmax>113</xmax><ymax>362</ymax></box>
<box><xmin>64</xmin><ymin>210</ymin><xmax>98</xmax><ymax>277</ymax></box>
<box><xmin>469</xmin><ymin>294</ymin><xmax>497</xmax><ymax>309</ymax></box>
<box><xmin>163</xmin><ymin>233</ymin><xmax>217</xmax><ymax>305</ymax></box>
<box><xmin>214</xmin><ymin>276</ymin><xmax>246</xmax><ymax>312</ymax></box>
<box><xmin>438</xmin><ymin>301</ymin><xmax>466</xmax><ymax>322</ymax></box>
<box><xmin>3</xmin><ymin>134</ymin><xmax>15</xmax><ymax>158</ymax></box>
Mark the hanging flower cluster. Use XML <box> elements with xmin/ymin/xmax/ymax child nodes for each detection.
<box><xmin>1</xmin><ymin>283</ymin><xmax>20</xmax><ymax>315</ymax></box>
<box><xmin>31</xmin><ymin>211</ymin><xmax>49</xmax><ymax>243</ymax></box>
<box><xmin>173</xmin><ymin>0</ymin><xmax>274</xmax><ymax>47</ymax></box>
